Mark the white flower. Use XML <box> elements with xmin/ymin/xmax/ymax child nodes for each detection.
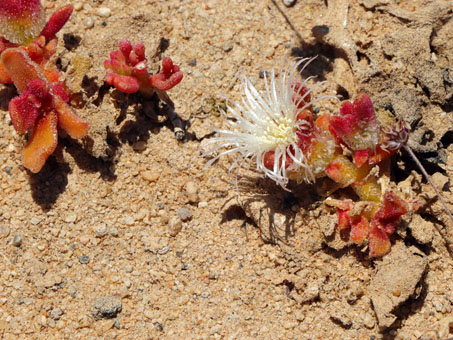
<box><xmin>203</xmin><ymin>58</ymin><xmax>331</xmax><ymax>189</ymax></box>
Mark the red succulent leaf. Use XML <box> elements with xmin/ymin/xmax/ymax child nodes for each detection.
<box><xmin>354</xmin><ymin>149</ymin><xmax>371</xmax><ymax>167</ymax></box>
<box><xmin>374</xmin><ymin>191</ymin><xmax>409</xmax><ymax>227</ymax></box>
<box><xmin>350</xmin><ymin>215</ymin><xmax>370</xmax><ymax>244</ymax></box>
<box><xmin>39</xmin><ymin>5</ymin><xmax>73</xmax><ymax>42</ymax></box>
<box><xmin>23</xmin><ymin>111</ymin><xmax>58</xmax><ymax>173</ymax></box>
<box><xmin>9</xmin><ymin>90</ymin><xmax>42</xmax><ymax>134</ymax></box>
<box><xmin>329</xmin><ymin>93</ymin><xmax>379</xmax><ymax>151</ymax></box>
<box><xmin>292</xmin><ymin>81</ymin><xmax>311</xmax><ymax>109</ymax></box>
<box><xmin>151</xmin><ymin>57</ymin><xmax>183</xmax><ymax>91</ymax></box>
<box><xmin>0</xmin><ymin>0</ymin><xmax>45</xmax><ymax>44</ymax></box>
<box><xmin>368</xmin><ymin>223</ymin><xmax>391</xmax><ymax>257</ymax></box>
<box><xmin>1</xmin><ymin>48</ymin><xmax>46</xmax><ymax>92</ymax></box>
<box><xmin>51</xmin><ymin>82</ymin><xmax>70</xmax><ymax>102</ymax></box>
<box><xmin>105</xmin><ymin>72</ymin><xmax>140</xmax><ymax>93</ymax></box>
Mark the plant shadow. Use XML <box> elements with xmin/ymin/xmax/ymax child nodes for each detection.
<box><xmin>28</xmin><ymin>156</ymin><xmax>71</xmax><ymax>210</ymax></box>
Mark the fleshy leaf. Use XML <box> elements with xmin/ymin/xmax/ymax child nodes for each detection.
<box><xmin>368</xmin><ymin>224</ymin><xmax>391</xmax><ymax>257</ymax></box>
<box><xmin>350</xmin><ymin>215</ymin><xmax>369</xmax><ymax>245</ymax></box>
<box><xmin>39</xmin><ymin>5</ymin><xmax>73</xmax><ymax>42</ymax></box>
<box><xmin>329</xmin><ymin>93</ymin><xmax>379</xmax><ymax>151</ymax></box>
<box><xmin>23</xmin><ymin>112</ymin><xmax>58</xmax><ymax>173</ymax></box>
<box><xmin>8</xmin><ymin>87</ymin><xmax>45</xmax><ymax>134</ymax></box>
<box><xmin>53</xmin><ymin>95</ymin><xmax>88</xmax><ymax>139</ymax></box>
<box><xmin>373</xmin><ymin>191</ymin><xmax>409</xmax><ymax>231</ymax></box>
<box><xmin>1</xmin><ymin>47</ymin><xmax>46</xmax><ymax>92</ymax></box>
<box><xmin>151</xmin><ymin>57</ymin><xmax>183</xmax><ymax>91</ymax></box>
<box><xmin>0</xmin><ymin>0</ymin><xmax>45</xmax><ymax>45</ymax></box>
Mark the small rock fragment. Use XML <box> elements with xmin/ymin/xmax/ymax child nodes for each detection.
<box><xmin>370</xmin><ymin>242</ymin><xmax>427</xmax><ymax>330</ymax></box>
<box><xmin>30</xmin><ymin>217</ymin><xmax>41</xmax><ymax>225</ymax></box>
<box><xmin>330</xmin><ymin>303</ymin><xmax>353</xmax><ymax>328</ymax></box>
<box><xmin>408</xmin><ymin>214</ymin><xmax>434</xmax><ymax>245</ymax></box>
<box><xmin>282</xmin><ymin>0</ymin><xmax>296</xmax><ymax>7</ymax></box>
<box><xmin>141</xmin><ymin>170</ymin><xmax>160</xmax><ymax>182</ymax></box>
<box><xmin>79</xmin><ymin>256</ymin><xmax>90</xmax><ymax>264</ymax></box>
<box><xmin>92</xmin><ymin>296</ymin><xmax>122</xmax><ymax>320</ymax></box>
<box><xmin>362</xmin><ymin>313</ymin><xmax>375</xmax><ymax>329</ymax></box>
<box><xmin>12</xmin><ymin>235</ymin><xmax>22</xmax><ymax>247</ymax></box>
<box><xmin>85</xmin><ymin>18</ymin><xmax>94</xmax><ymax>29</ymax></box>
<box><xmin>132</xmin><ymin>141</ymin><xmax>147</xmax><ymax>151</ymax></box>
<box><xmin>222</xmin><ymin>41</ymin><xmax>233</xmax><ymax>52</ymax></box>
<box><xmin>176</xmin><ymin>208</ymin><xmax>193</xmax><ymax>222</ymax></box>
<box><xmin>50</xmin><ymin>308</ymin><xmax>64</xmax><ymax>320</ymax></box>
<box><xmin>0</xmin><ymin>225</ymin><xmax>10</xmax><ymax>238</ymax></box>
<box><xmin>97</xmin><ymin>7</ymin><xmax>111</xmax><ymax>17</ymax></box>
<box><xmin>95</xmin><ymin>224</ymin><xmax>108</xmax><ymax>238</ymax></box>
<box><xmin>168</xmin><ymin>216</ymin><xmax>183</xmax><ymax>237</ymax></box>
<box><xmin>185</xmin><ymin>181</ymin><xmax>199</xmax><ymax>203</ymax></box>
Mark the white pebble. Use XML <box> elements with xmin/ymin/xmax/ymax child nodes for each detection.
<box><xmin>97</xmin><ymin>7</ymin><xmax>111</xmax><ymax>17</ymax></box>
<box><xmin>282</xmin><ymin>0</ymin><xmax>296</xmax><ymax>6</ymax></box>
<box><xmin>84</xmin><ymin>18</ymin><xmax>94</xmax><ymax>29</ymax></box>
<box><xmin>73</xmin><ymin>3</ymin><xmax>83</xmax><ymax>11</ymax></box>
<box><xmin>95</xmin><ymin>224</ymin><xmax>108</xmax><ymax>238</ymax></box>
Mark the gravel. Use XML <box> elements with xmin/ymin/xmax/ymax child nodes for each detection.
<box><xmin>12</xmin><ymin>235</ymin><xmax>22</xmax><ymax>247</ymax></box>
<box><xmin>92</xmin><ymin>296</ymin><xmax>122</xmax><ymax>320</ymax></box>
<box><xmin>176</xmin><ymin>208</ymin><xmax>193</xmax><ymax>222</ymax></box>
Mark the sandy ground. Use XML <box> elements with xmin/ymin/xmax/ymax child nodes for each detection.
<box><xmin>0</xmin><ymin>0</ymin><xmax>452</xmax><ymax>339</ymax></box>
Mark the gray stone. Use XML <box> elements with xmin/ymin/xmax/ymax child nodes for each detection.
<box><xmin>176</xmin><ymin>208</ymin><xmax>193</xmax><ymax>222</ymax></box>
<box><xmin>92</xmin><ymin>296</ymin><xmax>122</xmax><ymax>320</ymax></box>
<box><xmin>0</xmin><ymin>225</ymin><xmax>10</xmax><ymax>238</ymax></box>
<box><xmin>79</xmin><ymin>256</ymin><xmax>90</xmax><ymax>264</ymax></box>
<box><xmin>50</xmin><ymin>308</ymin><xmax>64</xmax><ymax>320</ymax></box>
<box><xmin>12</xmin><ymin>235</ymin><xmax>22</xmax><ymax>247</ymax></box>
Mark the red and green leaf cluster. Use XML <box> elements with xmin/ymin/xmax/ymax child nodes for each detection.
<box><xmin>104</xmin><ymin>38</ymin><xmax>183</xmax><ymax>105</ymax></box>
<box><xmin>262</xmin><ymin>88</ymin><xmax>410</xmax><ymax>257</ymax></box>
<box><xmin>335</xmin><ymin>192</ymin><xmax>408</xmax><ymax>257</ymax></box>
<box><xmin>0</xmin><ymin>3</ymin><xmax>88</xmax><ymax>173</ymax></box>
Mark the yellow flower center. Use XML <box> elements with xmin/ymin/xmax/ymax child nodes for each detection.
<box><xmin>262</xmin><ymin>116</ymin><xmax>297</xmax><ymax>147</ymax></box>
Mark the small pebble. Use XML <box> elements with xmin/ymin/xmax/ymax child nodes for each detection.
<box><xmin>95</xmin><ymin>224</ymin><xmax>108</xmax><ymax>238</ymax></box>
<box><xmin>110</xmin><ymin>227</ymin><xmax>119</xmax><ymax>237</ymax></box>
<box><xmin>92</xmin><ymin>296</ymin><xmax>122</xmax><ymax>320</ymax></box>
<box><xmin>85</xmin><ymin>18</ymin><xmax>94</xmax><ymax>29</ymax></box>
<box><xmin>132</xmin><ymin>141</ymin><xmax>147</xmax><ymax>151</ymax></box>
<box><xmin>79</xmin><ymin>236</ymin><xmax>90</xmax><ymax>245</ymax></box>
<box><xmin>12</xmin><ymin>235</ymin><xmax>22</xmax><ymax>247</ymax></box>
<box><xmin>79</xmin><ymin>256</ymin><xmax>90</xmax><ymax>264</ymax></box>
<box><xmin>198</xmin><ymin>202</ymin><xmax>208</xmax><ymax>208</ymax></box>
<box><xmin>50</xmin><ymin>308</ymin><xmax>64</xmax><ymax>321</ymax></box>
<box><xmin>168</xmin><ymin>216</ymin><xmax>183</xmax><ymax>237</ymax></box>
<box><xmin>141</xmin><ymin>170</ymin><xmax>160</xmax><ymax>182</ymax></box>
<box><xmin>30</xmin><ymin>217</ymin><xmax>41</xmax><ymax>225</ymax></box>
<box><xmin>73</xmin><ymin>3</ymin><xmax>83</xmax><ymax>11</ymax></box>
<box><xmin>282</xmin><ymin>0</ymin><xmax>296</xmax><ymax>7</ymax></box>
<box><xmin>0</xmin><ymin>225</ymin><xmax>10</xmax><ymax>238</ymax></box>
<box><xmin>185</xmin><ymin>181</ymin><xmax>199</xmax><ymax>203</ymax></box>
<box><xmin>176</xmin><ymin>208</ymin><xmax>193</xmax><ymax>222</ymax></box>
<box><xmin>188</xmin><ymin>58</ymin><xmax>197</xmax><ymax>66</ymax></box>
<box><xmin>97</xmin><ymin>7</ymin><xmax>111</xmax><ymax>17</ymax></box>
<box><xmin>222</xmin><ymin>41</ymin><xmax>233</xmax><ymax>52</ymax></box>
<box><xmin>124</xmin><ymin>216</ymin><xmax>135</xmax><ymax>225</ymax></box>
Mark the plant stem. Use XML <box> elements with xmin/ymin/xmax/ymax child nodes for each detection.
<box><xmin>403</xmin><ymin>145</ymin><xmax>453</xmax><ymax>223</ymax></box>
